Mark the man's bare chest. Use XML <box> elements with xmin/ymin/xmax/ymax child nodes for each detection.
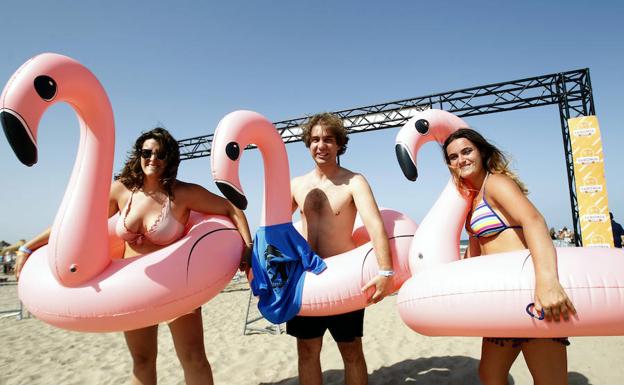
<box><xmin>299</xmin><ymin>185</ymin><xmax>353</xmax><ymax>217</ymax></box>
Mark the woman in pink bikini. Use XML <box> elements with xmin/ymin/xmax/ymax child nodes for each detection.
<box><xmin>15</xmin><ymin>127</ymin><xmax>253</xmax><ymax>385</ymax></box>
<box><xmin>443</xmin><ymin>128</ymin><xmax>576</xmax><ymax>385</ymax></box>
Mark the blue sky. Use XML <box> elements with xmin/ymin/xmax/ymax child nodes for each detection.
<box><xmin>1</xmin><ymin>1</ymin><xmax>623</xmax><ymax>242</ymax></box>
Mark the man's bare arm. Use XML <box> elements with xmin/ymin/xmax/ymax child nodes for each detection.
<box><xmin>351</xmin><ymin>174</ymin><xmax>393</xmax><ymax>303</ymax></box>
<box><xmin>290</xmin><ymin>178</ymin><xmax>300</xmax><ymax>214</ymax></box>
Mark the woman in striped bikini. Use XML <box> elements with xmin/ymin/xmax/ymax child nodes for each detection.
<box><xmin>443</xmin><ymin>128</ymin><xmax>576</xmax><ymax>385</ymax></box>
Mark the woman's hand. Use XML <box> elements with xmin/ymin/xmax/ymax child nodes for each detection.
<box><xmin>14</xmin><ymin>251</ymin><xmax>29</xmax><ymax>280</ymax></box>
<box><xmin>239</xmin><ymin>243</ymin><xmax>253</xmax><ymax>272</ymax></box>
<box><xmin>12</xmin><ymin>227</ymin><xmax>52</xmax><ymax>281</ymax></box>
<box><xmin>534</xmin><ymin>278</ymin><xmax>577</xmax><ymax>322</ymax></box>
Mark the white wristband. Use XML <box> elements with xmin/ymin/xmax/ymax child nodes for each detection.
<box><xmin>378</xmin><ymin>270</ymin><xmax>394</xmax><ymax>277</ymax></box>
<box><xmin>18</xmin><ymin>245</ymin><xmax>33</xmax><ymax>255</ymax></box>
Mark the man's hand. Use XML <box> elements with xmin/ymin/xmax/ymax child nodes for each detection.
<box><xmin>361</xmin><ymin>275</ymin><xmax>393</xmax><ymax>304</ymax></box>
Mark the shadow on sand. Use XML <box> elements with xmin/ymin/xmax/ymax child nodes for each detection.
<box><xmin>260</xmin><ymin>355</ymin><xmax>590</xmax><ymax>385</ymax></box>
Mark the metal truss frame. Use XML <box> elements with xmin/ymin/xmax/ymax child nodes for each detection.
<box><xmin>177</xmin><ymin>68</ymin><xmax>594</xmax><ymax>245</ymax></box>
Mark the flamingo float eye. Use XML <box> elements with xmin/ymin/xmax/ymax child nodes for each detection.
<box><xmin>34</xmin><ymin>75</ymin><xmax>57</xmax><ymax>101</ymax></box>
<box><xmin>226</xmin><ymin>141</ymin><xmax>240</xmax><ymax>160</ymax></box>
<box><xmin>414</xmin><ymin>119</ymin><xmax>429</xmax><ymax>135</ymax></box>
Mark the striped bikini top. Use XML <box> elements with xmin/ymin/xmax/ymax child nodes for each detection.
<box><xmin>115</xmin><ymin>190</ymin><xmax>186</xmax><ymax>246</ymax></box>
<box><xmin>466</xmin><ymin>173</ymin><xmax>522</xmax><ymax>238</ymax></box>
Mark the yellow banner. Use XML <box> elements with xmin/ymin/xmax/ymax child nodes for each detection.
<box><xmin>569</xmin><ymin>116</ymin><xmax>613</xmax><ymax>247</ymax></box>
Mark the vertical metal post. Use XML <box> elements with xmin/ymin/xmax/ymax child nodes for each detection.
<box><xmin>583</xmin><ymin>69</ymin><xmax>596</xmax><ymax>116</ymax></box>
<box><xmin>556</xmin><ymin>73</ymin><xmax>582</xmax><ymax>246</ymax></box>
<box><xmin>242</xmin><ymin>290</ymin><xmax>253</xmax><ymax>335</ymax></box>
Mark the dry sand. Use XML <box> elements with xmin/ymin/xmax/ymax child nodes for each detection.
<box><xmin>1</xmin><ymin>274</ymin><xmax>623</xmax><ymax>385</ymax></box>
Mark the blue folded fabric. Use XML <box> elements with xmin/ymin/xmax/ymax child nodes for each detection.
<box><xmin>250</xmin><ymin>222</ymin><xmax>327</xmax><ymax>324</ymax></box>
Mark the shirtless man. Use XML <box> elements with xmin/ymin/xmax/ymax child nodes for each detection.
<box><xmin>288</xmin><ymin>112</ymin><xmax>394</xmax><ymax>385</ymax></box>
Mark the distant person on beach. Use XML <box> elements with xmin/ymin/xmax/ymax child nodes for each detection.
<box><xmin>549</xmin><ymin>227</ymin><xmax>557</xmax><ymax>240</ymax></box>
<box><xmin>288</xmin><ymin>113</ymin><xmax>393</xmax><ymax>385</ymax></box>
<box><xmin>558</xmin><ymin>227</ymin><xmax>573</xmax><ymax>244</ymax></box>
<box><xmin>2</xmin><ymin>252</ymin><xmax>13</xmax><ymax>274</ymax></box>
<box><xmin>15</xmin><ymin>127</ymin><xmax>252</xmax><ymax>385</ymax></box>
<box><xmin>610</xmin><ymin>212</ymin><xmax>624</xmax><ymax>248</ymax></box>
<box><xmin>443</xmin><ymin>128</ymin><xmax>576</xmax><ymax>385</ymax></box>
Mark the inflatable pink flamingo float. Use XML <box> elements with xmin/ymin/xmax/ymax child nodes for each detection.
<box><xmin>1</xmin><ymin>53</ymin><xmax>243</xmax><ymax>332</ymax></box>
<box><xmin>395</xmin><ymin>109</ymin><xmax>624</xmax><ymax>337</ymax></box>
<box><xmin>211</xmin><ymin>110</ymin><xmax>417</xmax><ymax>323</ymax></box>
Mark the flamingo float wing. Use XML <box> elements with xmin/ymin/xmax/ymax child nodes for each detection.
<box><xmin>299</xmin><ymin>208</ymin><xmax>417</xmax><ymax>315</ymax></box>
<box><xmin>18</xmin><ymin>215</ymin><xmax>242</xmax><ymax>332</ymax></box>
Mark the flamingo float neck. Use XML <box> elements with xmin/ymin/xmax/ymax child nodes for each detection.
<box><xmin>212</xmin><ymin>110</ymin><xmax>292</xmax><ymax>226</ymax></box>
<box><xmin>1</xmin><ymin>53</ymin><xmax>114</xmax><ymax>287</ymax></box>
<box><xmin>395</xmin><ymin>109</ymin><xmax>472</xmax><ymax>273</ymax></box>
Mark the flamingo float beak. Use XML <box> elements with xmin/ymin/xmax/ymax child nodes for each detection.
<box><xmin>1</xmin><ymin>63</ymin><xmax>58</xmax><ymax>167</ymax></box>
<box><xmin>395</xmin><ymin>143</ymin><xmax>418</xmax><ymax>181</ymax></box>
<box><xmin>395</xmin><ymin>117</ymin><xmax>431</xmax><ymax>182</ymax></box>
<box><xmin>0</xmin><ymin>109</ymin><xmax>37</xmax><ymax>166</ymax></box>
<box><xmin>215</xmin><ymin>180</ymin><xmax>248</xmax><ymax>210</ymax></box>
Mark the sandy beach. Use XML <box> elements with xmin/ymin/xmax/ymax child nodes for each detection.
<box><xmin>1</xmin><ymin>274</ymin><xmax>623</xmax><ymax>385</ymax></box>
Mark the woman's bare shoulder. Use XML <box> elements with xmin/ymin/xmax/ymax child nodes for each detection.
<box><xmin>110</xmin><ymin>180</ymin><xmax>130</xmax><ymax>196</ymax></box>
<box><xmin>487</xmin><ymin>173</ymin><xmax>520</xmax><ymax>192</ymax></box>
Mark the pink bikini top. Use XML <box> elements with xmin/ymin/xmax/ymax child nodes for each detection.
<box><xmin>115</xmin><ymin>191</ymin><xmax>186</xmax><ymax>246</ymax></box>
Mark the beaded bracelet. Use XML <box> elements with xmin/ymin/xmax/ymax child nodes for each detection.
<box><xmin>18</xmin><ymin>245</ymin><xmax>33</xmax><ymax>255</ymax></box>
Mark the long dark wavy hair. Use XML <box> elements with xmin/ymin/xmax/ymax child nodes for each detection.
<box><xmin>442</xmin><ymin>128</ymin><xmax>528</xmax><ymax>195</ymax></box>
<box><xmin>115</xmin><ymin>127</ymin><xmax>180</xmax><ymax>197</ymax></box>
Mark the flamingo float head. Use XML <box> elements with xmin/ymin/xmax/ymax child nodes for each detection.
<box><xmin>1</xmin><ymin>53</ymin><xmax>106</xmax><ymax>166</ymax></box>
<box><xmin>1</xmin><ymin>56</ymin><xmax>55</xmax><ymax>166</ymax></box>
<box><xmin>211</xmin><ymin>110</ymin><xmax>292</xmax><ymax>226</ymax></box>
<box><xmin>395</xmin><ymin>108</ymin><xmax>468</xmax><ymax>181</ymax></box>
